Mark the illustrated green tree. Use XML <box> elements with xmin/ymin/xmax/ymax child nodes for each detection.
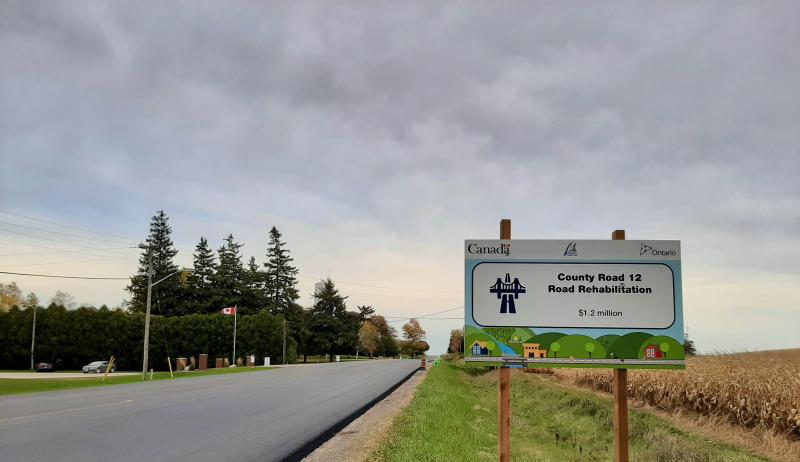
<box><xmin>660</xmin><ymin>341</ymin><xmax>670</xmax><ymax>359</ymax></box>
<box><xmin>551</xmin><ymin>341</ymin><xmax>561</xmax><ymax>358</ymax></box>
<box><xmin>585</xmin><ymin>342</ymin><xmax>595</xmax><ymax>359</ymax></box>
<box><xmin>264</xmin><ymin>226</ymin><xmax>299</xmax><ymax>314</ymax></box>
<box><xmin>127</xmin><ymin>211</ymin><xmax>182</xmax><ymax>315</ymax></box>
<box><xmin>187</xmin><ymin>237</ymin><xmax>217</xmax><ymax>314</ymax></box>
<box><xmin>212</xmin><ymin>234</ymin><xmax>245</xmax><ymax>313</ymax></box>
<box><xmin>483</xmin><ymin>327</ymin><xmax>515</xmax><ymax>345</ymax></box>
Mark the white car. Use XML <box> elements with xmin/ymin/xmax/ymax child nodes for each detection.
<box><xmin>82</xmin><ymin>361</ymin><xmax>114</xmax><ymax>374</ymax></box>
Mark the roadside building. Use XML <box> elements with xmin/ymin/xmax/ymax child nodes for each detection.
<box><xmin>643</xmin><ymin>344</ymin><xmax>663</xmax><ymax>359</ymax></box>
<box><xmin>470</xmin><ymin>340</ymin><xmax>489</xmax><ymax>355</ymax></box>
<box><xmin>523</xmin><ymin>343</ymin><xmax>547</xmax><ymax>358</ymax></box>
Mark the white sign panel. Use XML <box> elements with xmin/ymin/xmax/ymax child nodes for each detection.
<box><xmin>465</xmin><ymin>239</ymin><xmax>681</xmax><ymax>331</ymax></box>
<box><xmin>464</xmin><ymin>239</ymin><xmax>684</xmax><ymax>368</ymax></box>
<box><xmin>471</xmin><ymin>262</ymin><xmax>675</xmax><ymax>328</ymax></box>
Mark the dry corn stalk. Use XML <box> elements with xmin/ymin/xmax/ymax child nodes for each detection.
<box><xmin>555</xmin><ymin>349</ymin><xmax>800</xmax><ymax>437</ymax></box>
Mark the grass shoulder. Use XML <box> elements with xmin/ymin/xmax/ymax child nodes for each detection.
<box><xmin>372</xmin><ymin>361</ymin><xmax>770</xmax><ymax>462</ymax></box>
<box><xmin>0</xmin><ymin>366</ymin><xmax>275</xmax><ymax>396</ymax></box>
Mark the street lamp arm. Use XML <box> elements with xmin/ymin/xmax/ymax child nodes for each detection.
<box><xmin>151</xmin><ymin>268</ymin><xmax>191</xmax><ymax>287</ymax></box>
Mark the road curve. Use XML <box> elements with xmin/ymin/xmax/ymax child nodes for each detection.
<box><xmin>0</xmin><ymin>359</ymin><xmax>419</xmax><ymax>462</ymax></box>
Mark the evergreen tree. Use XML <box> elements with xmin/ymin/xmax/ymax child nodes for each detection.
<box><xmin>127</xmin><ymin>210</ymin><xmax>183</xmax><ymax>315</ymax></box>
<box><xmin>211</xmin><ymin>234</ymin><xmax>245</xmax><ymax>313</ymax></box>
<box><xmin>187</xmin><ymin>237</ymin><xmax>217</xmax><ymax>314</ymax></box>
<box><xmin>310</xmin><ymin>279</ymin><xmax>352</xmax><ymax>361</ymax></box>
<box><xmin>241</xmin><ymin>256</ymin><xmax>268</xmax><ymax>314</ymax></box>
<box><xmin>264</xmin><ymin>226</ymin><xmax>299</xmax><ymax>314</ymax></box>
<box><xmin>357</xmin><ymin>305</ymin><xmax>375</xmax><ymax>321</ymax></box>
<box><xmin>294</xmin><ymin>307</ymin><xmax>316</xmax><ymax>363</ymax></box>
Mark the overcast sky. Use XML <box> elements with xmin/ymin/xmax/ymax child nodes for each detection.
<box><xmin>1</xmin><ymin>2</ymin><xmax>798</xmax><ymax>354</ymax></box>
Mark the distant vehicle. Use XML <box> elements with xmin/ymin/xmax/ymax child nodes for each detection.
<box><xmin>35</xmin><ymin>362</ymin><xmax>55</xmax><ymax>372</ymax></box>
<box><xmin>82</xmin><ymin>361</ymin><xmax>114</xmax><ymax>374</ymax></box>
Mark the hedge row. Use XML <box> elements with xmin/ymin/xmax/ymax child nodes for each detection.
<box><xmin>0</xmin><ymin>306</ymin><xmax>296</xmax><ymax>371</ymax></box>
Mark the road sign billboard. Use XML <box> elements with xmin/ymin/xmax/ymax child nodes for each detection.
<box><xmin>464</xmin><ymin>240</ymin><xmax>684</xmax><ymax>369</ymax></box>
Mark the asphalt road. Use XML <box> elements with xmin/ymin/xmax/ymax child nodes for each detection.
<box><xmin>0</xmin><ymin>359</ymin><xmax>419</xmax><ymax>462</ymax></box>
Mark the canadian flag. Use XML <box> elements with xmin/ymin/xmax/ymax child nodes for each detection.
<box><xmin>220</xmin><ymin>307</ymin><xmax>236</xmax><ymax>316</ymax></box>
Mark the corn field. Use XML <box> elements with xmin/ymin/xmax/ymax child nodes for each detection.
<box><xmin>555</xmin><ymin>349</ymin><xmax>800</xmax><ymax>438</ymax></box>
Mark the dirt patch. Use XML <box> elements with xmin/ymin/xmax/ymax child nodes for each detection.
<box><xmin>302</xmin><ymin>368</ymin><xmax>428</xmax><ymax>462</ymax></box>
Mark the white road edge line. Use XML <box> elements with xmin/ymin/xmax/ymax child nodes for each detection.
<box><xmin>0</xmin><ymin>399</ymin><xmax>134</xmax><ymax>423</ymax></box>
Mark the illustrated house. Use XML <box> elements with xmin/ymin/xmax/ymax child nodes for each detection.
<box><xmin>470</xmin><ymin>340</ymin><xmax>490</xmax><ymax>356</ymax></box>
<box><xmin>643</xmin><ymin>344</ymin><xmax>663</xmax><ymax>359</ymax></box>
<box><xmin>523</xmin><ymin>343</ymin><xmax>547</xmax><ymax>358</ymax></box>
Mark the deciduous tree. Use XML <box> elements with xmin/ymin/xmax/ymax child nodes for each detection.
<box><xmin>50</xmin><ymin>290</ymin><xmax>75</xmax><ymax>309</ymax></box>
<box><xmin>358</xmin><ymin>320</ymin><xmax>380</xmax><ymax>358</ymax></box>
<box><xmin>448</xmin><ymin>329</ymin><xmax>464</xmax><ymax>355</ymax></box>
<box><xmin>402</xmin><ymin>318</ymin><xmax>427</xmax><ymax>358</ymax></box>
<box><xmin>0</xmin><ymin>282</ymin><xmax>22</xmax><ymax>312</ymax></box>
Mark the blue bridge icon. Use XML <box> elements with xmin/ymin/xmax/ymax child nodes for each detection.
<box><xmin>490</xmin><ymin>273</ymin><xmax>526</xmax><ymax>314</ymax></box>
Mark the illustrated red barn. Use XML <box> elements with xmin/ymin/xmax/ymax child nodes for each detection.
<box><xmin>643</xmin><ymin>344</ymin><xmax>663</xmax><ymax>359</ymax></box>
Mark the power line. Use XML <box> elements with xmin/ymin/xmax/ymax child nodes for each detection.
<box><xmin>299</xmin><ymin>275</ymin><xmax>461</xmax><ymax>294</ymax></box>
<box><xmin>0</xmin><ymin>227</ymin><xmax>135</xmax><ymax>258</ymax></box>
<box><xmin>0</xmin><ymin>209</ymin><xmax>138</xmax><ymax>242</ymax></box>
<box><xmin>380</xmin><ymin>305</ymin><xmax>464</xmax><ymax>322</ymax></box>
<box><xmin>387</xmin><ymin>317</ymin><xmax>463</xmax><ymax>323</ymax></box>
<box><xmin>418</xmin><ymin>305</ymin><xmax>463</xmax><ymax>318</ymax></box>
<box><xmin>0</xmin><ymin>220</ymin><xmax>135</xmax><ymax>245</ymax></box>
<box><xmin>0</xmin><ymin>245</ymin><xmax>135</xmax><ymax>257</ymax></box>
<box><xmin>1</xmin><ymin>256</ymin><xmax>134</xmax><ymax>268</ymax></box>
<box><xmin>335</xmin><ymin>279</ymin><xmax>461</xmax><ymax>294</ymax></box>
<box><xmin>0</xmin><ymin>237</ymin><xmax>84</xmax><ymax>253</ymax></box>
<box><xmin>0</xmin><ymin>270</ymin><xmax>129</xmax><ymax>280</ymax></box>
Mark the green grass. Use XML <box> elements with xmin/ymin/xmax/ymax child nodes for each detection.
<box><xmin>372</xmin><ymin>362</ymin><xmax>770</xmax><ymax>462</ymax></box>
<box><xmin>0</xmin><ymin>367</ymin><xmax>275</xmax><ymax>396</ymax></box>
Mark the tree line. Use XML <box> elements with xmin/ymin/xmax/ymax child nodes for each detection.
<box><xmin>1</xmin><ymin>210</ymin><xmax>430</xmax><ymax>369</ymax></box>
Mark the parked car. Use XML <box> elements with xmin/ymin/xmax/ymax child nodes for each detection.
<box><xmin>35</xmin><ymin>362</ymin><xmax>55</xmax><ymax>372</ymax></box>
<box><xmin>82</xmin><ymin>361</ymin><xmax>114</xmax><ymax>374</ymax></box>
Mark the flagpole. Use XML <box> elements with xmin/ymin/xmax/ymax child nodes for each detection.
<box><xmin>233</xmin><ymin>305</ymin><xmax>237</xmax><ymax>366</ymax></box>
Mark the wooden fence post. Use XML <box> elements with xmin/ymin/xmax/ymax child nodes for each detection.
<box><xmin>612</xmin><ymin>229</ymin><xmax>629</xmax><ymax>462</ymax></box>
<box><xmin>498</xmin><ymin>219</ymin><xmax>511</xmax><ymax>462</ymax></box>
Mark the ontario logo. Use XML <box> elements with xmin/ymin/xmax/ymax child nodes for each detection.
<box><xmin>489</xmin><ymin>273</ymin><xmax>526</xmax><ymax>314</ymax></box>
<box><xmin>640</xmin><ymin>243</ymin><xmax>677</xmax><ymax>257</ymax></box>
<box><xmin>563</xmin><ymin>242</ymin><xmax>578</xmax><ymax>256</ymax></box>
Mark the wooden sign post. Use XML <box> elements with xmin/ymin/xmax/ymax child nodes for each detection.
<box><xmin>466</xmin><ymin>226</ymin><xmax>682</xmax><ymax>462</ymax></box>
<box><xmin>611</xmin><ymin>229</ymin><xmax>629</xmax><ymax>462</ymax></box>
<box><xmin>498</xmin><ymin>219</ymin><xmax>512</xmax><ymax>462</ymax></box>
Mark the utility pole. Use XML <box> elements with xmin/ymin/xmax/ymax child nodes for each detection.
<box><xmin>30</xmin><ymin>304</ymin><xmax>37</xmax><ymax>370</ymax></box>
<box><xmin>282</xmin><ymin>318</ymin><xmax>287</xmax><ymax>365</ymax></box>
<box><xmin>142</xmin><ymin>256</ymin><xmax>153</xmax><ymax>380</ymax></box>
